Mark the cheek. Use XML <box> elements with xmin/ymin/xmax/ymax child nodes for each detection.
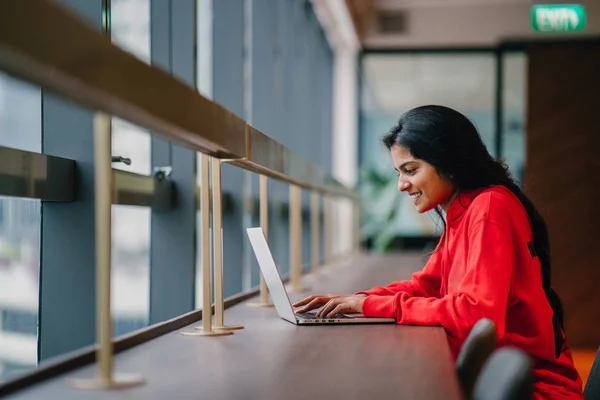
<box><xmin>423</xmin><ymin>179</ymin><xmax>453</xmax><ymax>205</ymax></box>
<box><xmin>429</xmin><ymin>183</ymin><xmax>453</xmax><ymax>204</ymax></box>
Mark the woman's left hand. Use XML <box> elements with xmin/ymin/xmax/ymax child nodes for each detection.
<box><xmin>314</xmin><ymin>295</ymin><xmax>367</xmax><ymax>318</ymax></box>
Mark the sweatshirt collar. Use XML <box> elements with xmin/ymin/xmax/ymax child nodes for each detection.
<box><xmin>445</xmin><ymin>188</ymin><xmax>486</xmax><ymax>224</ymax></box>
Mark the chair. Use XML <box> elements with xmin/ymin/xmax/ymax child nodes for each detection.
<box><xmin>472</xmin><ymin>347</ymin><xmax>533</xmax><ymax>400</ymax></box>
<box><xmin>456</xmin><ymin>318</ymin><xmax>497</xmax><ymax>399</ymax></box>
<box><xmin>584</xmin><ymin>345</ymin><xmax>600</xmax><ymax>400</ymax></box>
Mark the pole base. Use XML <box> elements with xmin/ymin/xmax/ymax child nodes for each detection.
<box><xmin>67</xmin><ymin>373</ymin><xmax>144</xmax><ymax>390</ymax></box>
<box><xmin>180</xmin><ymin>329</ymin><xmax>233</xmax><ymax>337</ymax></box>
<box><xmin>211</xmin><ymin>325</ymin><xmax>244</xmax><ymax>331</ymax></box>
<box><xmin>247</xmin><ymin>302</ymin><xmax>275</xmax><ymax>307</ymax></box>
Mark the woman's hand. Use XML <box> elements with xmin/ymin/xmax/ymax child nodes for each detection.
<box><xmin>293</xmin><ymin>294</ymin><xmax>367</xmax><ymax>317</ymax></box>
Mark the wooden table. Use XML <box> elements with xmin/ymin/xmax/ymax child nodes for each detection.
<box><xmin>6</xmin><ymin>253</ymin><xmax>462</xmax><ymax>400</ymax></box>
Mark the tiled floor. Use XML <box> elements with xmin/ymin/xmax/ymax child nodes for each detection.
<box><xmin>572</xmin><ymin>348</ymin><xmax>597</xmax><ymax>387</ymax></box>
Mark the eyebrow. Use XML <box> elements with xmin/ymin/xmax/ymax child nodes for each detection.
<box><xmin>395</xmin><ymin>161</ymin><xmax>418</xmax><ymax>171</ymax></box>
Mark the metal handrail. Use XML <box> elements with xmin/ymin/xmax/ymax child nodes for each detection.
<box><xmin>0</xmin><ymin>0</ymin><xmax>355</xmax><ymax>199</ymax></box>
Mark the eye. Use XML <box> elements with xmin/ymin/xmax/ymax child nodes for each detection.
<box><xmin>405</xmin><ymin>168</ymin><xmax>416</xmax><ymax>175</ymax></box>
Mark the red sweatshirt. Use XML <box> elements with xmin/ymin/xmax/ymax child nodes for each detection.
<box><xmin>358</xmin><ymin>186</ymin><xmax>583</xmax><ymax>399</ymax></box>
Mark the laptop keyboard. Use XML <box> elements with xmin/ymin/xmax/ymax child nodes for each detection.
<box><xmin>297</xmin><ymin>312</ymin><xmax>349</xmax><ymax>320</ymax></box>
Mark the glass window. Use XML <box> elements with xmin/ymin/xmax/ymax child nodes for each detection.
<box><xmin>111</xmin><ymin>206</ymin><xmax>150</xmax><ymax>335</ymax></box>
<box><xmin>0</xmin><ymin>74</ymin><xmax>41</xmax><ymax>381</ymax></box>
<box><xmin>111</xmin><ymin>0</ymin><xmax>151</xmax><ymax>176</ymax></box>
<box><xmin>111</xmin><ymin>0</ymin><xmax>151</xmax><ymax>63</ymax></box>
<box><xmin>195</xmin><ymin>0</ymin><xmax>213</xmax><ymax>308</ymax></box>
<box><xmin>110</xmin><ymin>0</ymin><xmax>151</xmax><ymax>335</ymax></box>
<box><xmin>359</xmin><ymin>53</ymin><xmax>495</xmax><ymax>245</ymax></box>
<box><xmin>501</xmin><ymin>53</ymin><xmax>527</xmax><ymax>186</ymax></box>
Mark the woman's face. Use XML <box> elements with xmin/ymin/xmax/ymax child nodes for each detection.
<box><xmin>390</xmin><ymin>144</ymin><xmax>456</xmax><ymax>213</ymax></box>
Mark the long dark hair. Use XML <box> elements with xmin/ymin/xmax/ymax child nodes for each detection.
<box><xmin>382</xmin><ymin>105</ymin><xmax>564</xmax><ymax>329</ymax></box>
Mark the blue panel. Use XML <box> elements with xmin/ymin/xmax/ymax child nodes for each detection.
<box><xmin>265</xmin><ymin>1</ymin><xmax>290</xmax><ymax>277</ymax></box>
<box><xmin>213</xmin><ymin>0</ymin><xmax>245</xmax><ymax>297</ymax></box>
<box><xmin>171</xmin><ymin>0</ymin><xmax>196</xmax><ymax>87</ymax></box>
<box><xmin>249</xmin><ymin>0</ymin><xmax>276</xmax><ymax>287</ymax></box>
<box><xmin>149</xmin><ymin>0</ymin><xmax>196</xmax><ymax>323</ymax></box>
<box><xmin>213</xmin><ymin>0</ymin><xmax>244</xmax><ymax>117</ymax></box>
<box><xmin>150</xmin><ymin>0</ymin><xmax>170</xmax><ymax>71</ymax></box>
<box><xmin>56</xmin><ymin>0</ymin><xmax>102</xmax><ymax>28</ymax></box>
<box><xmin>39</xmin><ymin>1</ymin><xmax>103</xmax><ymax>362</ymax></box>
<box><xmin>251</xmin><ymin>0</ymin><xmax>276</xmax><ymax>135</ymax></box>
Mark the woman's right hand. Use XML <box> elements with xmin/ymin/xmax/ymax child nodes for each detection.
<box><xmin>292</xmin><ymin>294</ymin><xmax>346</xmax><ymax>313</ymax></box>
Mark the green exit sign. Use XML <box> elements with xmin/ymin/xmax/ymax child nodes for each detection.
<box><xmin>532</xmin><ymin>4</ymin><xmax>586</xmax><ymax>32</ymax></box>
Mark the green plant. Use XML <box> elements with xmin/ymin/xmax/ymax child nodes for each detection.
<box><xmin>359</xmin><ymin>165</ymin><xmax>402</xmax><ymax>252</ymax></box>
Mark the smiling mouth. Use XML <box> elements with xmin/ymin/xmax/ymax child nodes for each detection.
<box><xmin>410</xmin><ymin>192</ymin><xmax>423</xmax><ymax>202</ymax></box>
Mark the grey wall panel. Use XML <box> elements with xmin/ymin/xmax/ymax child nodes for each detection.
<box><xmin>171</xmin><ymin>0</ymin><xmax>196</xmax><ymax>88</ymax></box>
<box><xmin>39</xmin><ymin>0</ymin><xmax>103</xmax><ymax>361</ymax></box>
<box><xmin>149</xmin><ymin>0</ymin><xmax>196</xmax><ymax>324</ymax></box>
<box><xmin>150</xmin><ymin>0</ymin><xmax>172</xmax><ymax>170</ymax></box>
<box><xmin>56</xmin><ymin>0</ymin><xmax>102</xmax><ymax>27</ymax></box>
<box><xmin>251</xmin><ymin>0</ymin><xmax>276</xmax><ymax>136</ymax></box>
<box><xmin>150</xmin><ymin>0</ymin><xmax>170</xmax><ymax>71</ymax></box>
<box><xmin>267</xmin><ymin>1</ymin><xmax>289</xmax><ymax>276</ymax></box>
<box><xmin>249</xmin><ymin>0</ymin><xmax>277</xmax><ymax>287</ymax></box>
<box><xmin>213</xmin><ymin>0</ymin><xmax>245</xmax><ymax>297</ymax></box>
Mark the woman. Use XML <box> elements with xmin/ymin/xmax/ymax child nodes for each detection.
<box><xmin>294</xmin><ymin>105</ymin><xmax>583</xmax><ymax>398</ymax></box>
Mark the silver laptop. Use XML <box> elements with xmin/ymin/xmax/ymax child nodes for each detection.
<box><xmin>246</xmin><ymin>227</ymin><xmax>396</xmax><ymax>325</ymax></box>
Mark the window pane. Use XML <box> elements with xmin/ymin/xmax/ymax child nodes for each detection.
<box><xmin>111</xmin><ymin>118</ymin><xmax>151</xmax><ymax>175</ymax></box>
<box><xmin>502</xmin><ymin>53</ymin><xmax>527</xmax><ymax>185</ymax></box>
<box><xmin>111</xmin><ymin>206</ymin><xmax>150</xmax><ymax>335</ymax></box>
<box><xmin>0</xmin><ymin>74</ymin><xmax>41</xmax><ymax>381</ymax></box>
<box><xmin>110</xmin><ymin>0</ymin><xmax>151</xmax><ymax>334</ymax></box>
<box><xmin>111</xmin><ymin>0</ymin><xmax>152</xmax><ymax>176</ymax></box>
<box><xmin>111</xmin><ymin>0</ymin><xmax>150</xmax><ymax>63</ymax></box>
<box><xmin>195</xmin><ymin>0</ymin><xmax>213</xmax><ymax>308</ymax></box>
<box><xmin>0</xmin><ymin>198</ymin><xmax>40</xmax><ymax>381</ymax></box>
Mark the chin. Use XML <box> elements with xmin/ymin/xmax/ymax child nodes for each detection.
<box><xmin>416</xmin><ymin>203</ymin><xmax>435</xmax><ymax>214</ymax></box>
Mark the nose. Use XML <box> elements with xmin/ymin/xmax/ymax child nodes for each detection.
<box><xmin>398</xmin><ymin>176</ymin><xmax>410</xmax><ymax>192</ymax></box>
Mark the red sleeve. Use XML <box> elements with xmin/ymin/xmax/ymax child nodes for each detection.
<box><xmin>362</xmin><ymin>220</ymin><xmax>512</xmax><ymax>341</ymax></box>
<box><xmin>356</xmin><ymin>250</ymin><xmax>442</xmax><ymax>298</ymax></box>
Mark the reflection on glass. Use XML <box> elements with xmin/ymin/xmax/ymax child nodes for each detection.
<box><xmin>502</xmin><ymin>53</ymin><xmax>527</xmax><ymax>185</ymax></box>
<box><xmin>111</xmin><ymin>0</ymin><xmax>152</xmax><ymax>176</ymax></box>
<box><xmin>195</xmin><ymin>0</ymin><xmax>214</xmax><ymax>308</ymax></box>
<box><xmin>0</xmin><ymin>198</ymin><xmax>40</xmax><ymax>382</ymax></box>
<box><xmin>111</xmin><ymin>118</ymin><xmax>151</xmax><ymax>175</ymax></box>
<box><xmin>0</xmin><ymin>73</ymin><xmax>41</xmax><ymax>381</ymax></box>
<box><xmin>360</xmin><ymin>54</ymin><xmax>495</xmax><ymax>241</ymax></box>
<box><xmin>111</xmin><ymin>206</ymin><xmax>150</xmax><ymax>335</ymax></box>
<box><xmin>111</xmin><ymin>0</ymin><xmax>150</xmax><ymax>63</ymax></box>
<box><xmin>110</xmin><ymin>0</ymin><xmax>151</xmax><ymax>334</ymax></box>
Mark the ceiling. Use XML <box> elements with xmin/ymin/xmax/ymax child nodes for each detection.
<box><xmin>345</xmin><ymin>0</ymin><xmax>599</xmax><ymax>49</ymax></box>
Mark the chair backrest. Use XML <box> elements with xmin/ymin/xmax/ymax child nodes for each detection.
<box><xmin>456</xmin><ymin>318</ymin><xmax>497</xmax><ymax>399</ymax></box>
<box><xmin>584</xmin><ymin>345</ymin><xmax>600</xmax><ymax>400</ymax></box>
<box><xmin>472</xmin><ymin>347</ymin><xmax>533</xmax><ymax>400</ymax></box>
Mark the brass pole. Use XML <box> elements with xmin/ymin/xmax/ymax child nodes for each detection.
<box><xmin>289</xmin><ymin>185</ymin><xmax>308</xmax><ymax>292</ymax></box>
<box><xmin>182</xmin><ymin>154</ymin><xmax>230</xmax><ymax>337</ymax></box>
<box><xmin>355</xmin><ymin>200</ymin><xmax>361</xmax><ymax>255</ymax></box>
<box><xmin>248</xmin><ymin>174</ymin><xmax>274</xmax><ymax>307</ymax></box>
<box><xmin>68</xmin><ymin>113</ymin><xmax>143</xmax><ymax>389</ymax></box>
<box><xmin>207</xmin><ymin>158</ymin><xmax>242</xmax><ymax>330</ymax></box>
<box><xmin>311</xmin><ymin>191</ymin><xmax>320</xmax><ymax>273</ymax></box>
<box><xmin>324</xmin><ymin>194</ymin><xmax>333</xmax><ymax>269</ymax></box>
